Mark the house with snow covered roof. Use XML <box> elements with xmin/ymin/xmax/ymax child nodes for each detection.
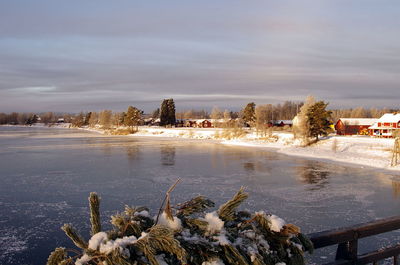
<box><xmin>335</xmin><ymin>118</ymin><xmax>378</xmax><ymax>135</ymax></box>
<box><xmin>194</xmin><ymin>119</ymin><xmax>212</xmax><ymax>128</ymax></box>
<box><xmin>369</xmin><ymin>113</ymin><xmax>400</xmax><ymax>138</ymax></box>
<box><xmin>274</xmin><ymin>120</ymin><xmax>293</xmax><ymax>127</ymax></box>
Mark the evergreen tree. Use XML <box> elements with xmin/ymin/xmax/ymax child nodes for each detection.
<box><xmin>306</xmin><ymin>101</ymin><xmax>332</xmax><ymax>141</ymax></box>
<box><xmin>125</xmin><ymin>106</ymin><xmax>142</xmax><ymax>132</ymax></box>
<box><xmin>160</xmin><ymin>99</ymin><xmax>169</xmax><ymax>126</ymax></box>
<box><xmin>160</xmin><ymin>99</ymin><xmax>176</xmax><ymax>126</ymax></box>
<box><xmin>167</xmin><ymin>99</ymin><xmax>176</xmax><ymax>125</ymax></box>
<box><xmin>242</xmin><ymin>102</ymin><xmax>256</xmax><ymax>126</ymax></box>
<box><xmin>84</xmin><ymin>112</ymin><xmax>92</xmax><ymax>126</ymax></box>
<box><xmin>26</xmin><ymin>114</ymin><xmax>38</xmax><ymax>125</ymax></box>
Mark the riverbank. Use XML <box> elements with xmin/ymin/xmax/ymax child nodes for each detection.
<box><xmin>131</xmin><ymin>126</ymin><xmax>398</xmax><ymax>172</ymax></box>
<box><xmin>5</xmin><ymin>124</ymin><xmax>398</xmax><ymax>172</ymax></box>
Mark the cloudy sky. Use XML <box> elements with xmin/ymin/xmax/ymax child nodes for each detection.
<box><xmin>0</xmin><ymin>0</ymin><xmax>399</xmax><ymax>113</ymax></box>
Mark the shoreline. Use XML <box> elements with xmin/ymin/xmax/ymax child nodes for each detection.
<box><xmin>129</xmin><ymin>126</ymin><xmax>400</xmax><ymax>173</ymax></box>
<box><xmin>3</xmin><ymin>124</ymin><xmax>399</xmax><ymax>172</ymax></box>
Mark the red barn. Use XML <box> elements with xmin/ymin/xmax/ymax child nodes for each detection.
<box><xmin>335</xmin><ymin>118</ymin><xmax>378</xmax><ymax>135</ymax></box>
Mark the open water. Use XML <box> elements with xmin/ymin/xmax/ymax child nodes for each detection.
<box><xmin>1</xmin><ymin>126</ymin><xmax>400</xmax><ymax>264</ymax></box>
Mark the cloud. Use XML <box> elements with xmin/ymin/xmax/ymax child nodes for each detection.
<box><xmin>0</xmin><ymin>0</ymin><xmax>399</xmax><ymax>112</ymax></box>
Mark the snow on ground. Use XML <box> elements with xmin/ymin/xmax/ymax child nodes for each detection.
<box><xmin>132</xmin><ymin>126</ymin><xmax>399</xmax><ymax>172</ymax></box>
<box><xmin>135</xmin><ymin>126</ymin><xmax>218</xmax><ymax>139</ymax></box>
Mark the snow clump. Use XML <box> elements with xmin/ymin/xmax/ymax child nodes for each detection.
<box><xmin>202</xmin><ymin>258</ymin><xmax>226</xmax><ymax>265</ymax></box>
<box><xmin>204</xmin><ymin>211</ymin><xmax>224</xmax><ymax>234</ymax></box>
<box><xmin>267</xmin><ymin>214</ymin><xmax>286</xmax><ymax>232</ymax></box>
<box><xmin>87</xmin><ymin>232</ymin><xmax>137</xmax><ymax>255</ymax></box>
<box><xmin>157</xmin><ymin>212</ymin><xmax>182</xmax><ymax>231</ymax></box>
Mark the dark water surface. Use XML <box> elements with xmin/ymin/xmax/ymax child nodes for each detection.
<box><xmin>1</xmin><ymin>126</ymin><xmax>400</xmax><ymax>264</ymax></box>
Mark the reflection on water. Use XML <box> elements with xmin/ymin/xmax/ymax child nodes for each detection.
<box><xmin>126</xmin><ymin>146</ymin><xmax>140</xmax><ymax>161</ymax></box>
<box><xmin>243</xmin><ymin>162</ymin><xmax>255</xmax><ymax>172</ymax></box>
<box><xmin>296</xmin><ymin>161</ymin><xmax>330</xmax><ymax>190</ymax></box>
<box><xmin>392</xmin><ymin>180</ymin><xmax>400</xmax><ymax>198</ymax></box>
<box><xmin>160</xmin><ymin>145</ymin><xmax>175</xmax><ymax>166</ymax></box>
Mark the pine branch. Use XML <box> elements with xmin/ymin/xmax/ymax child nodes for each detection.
<box><xmin>218</xmin><ymin>187</ymin><xmax>248</xmax><ymax>221</ymax></box>
<box><xmin>61</xmin><ymin>224</ymin><xmax>88</xmax><ymax>250</ymax></box>
<box><xmin>89</xmin><ymin>192</ymin><xmax>101</xmax><ymax>236</ymax></box>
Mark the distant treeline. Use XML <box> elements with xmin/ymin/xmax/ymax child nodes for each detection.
<box><xmin>330</xmin><ymin>107</ymin><xmax>400</xmax><ymax>122</ymax></box>
<box><xmin>0</xmin><ymin>112</ymin><xmax>70</xmax><ymax>125</ymax></box>
<box><xmin>177</xmin><ymin>101</ymin><xmax>302</xmax><ymax>121</ymax></box>
<box><xmin>1</xmin><ymin>102</ymin><xmax>399</xmax><ymax>126</ymax></box>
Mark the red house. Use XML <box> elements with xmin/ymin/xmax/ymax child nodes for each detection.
<box><xmin>335</xmin><ymin>118</ymin><xmax>378</xmax><ymax>135</ymax></box>
<box><xmin>195</xmin><ymin>119</ymin><xmax>212</xmax><ymax>128</ymax></box>
<box><xmin>369</xmin><ymin>113</ymin><xmax>400</xmax><ymax>138</ymax></box>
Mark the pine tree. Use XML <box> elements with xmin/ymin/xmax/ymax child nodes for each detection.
<box><xmin>84</xmin><ymin>112</ymin><xmax>91</xmax><ymax>126</ymax></box>
<box><xmin>125</xmin><ymin>106</ymin><xmax>142</xmax><ymax>132</ymax></box>
<box><xmin>167</xmin><ymin>99</ymin><xmax>176</xmax><ymax>125</ymax></box>
<box><xmin>307</xmin><ymin>101</ymin><xmax>332</xmax><ymax>141</ymax></box>
<box><xmin>160</xmin><ymin>99</ymin><xmax>176</xmax><ymax>126</ymax></box>
<box><xmin>242</xmin><ymin>102</ymin><xmax>256</xmax><ymax>126</ymax></box>
<box><xmin>160</xmin><ymin>99</ymin><xmax>169</xmax><ymax>126</ymax></box>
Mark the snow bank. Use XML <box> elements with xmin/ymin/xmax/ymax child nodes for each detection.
<box><xmin>135</xmin><ymin>127</ymin><xmax>218</xmax><ymax>140</ymax></box>
<box><xmin>79</xmin><ymin>126</ymin><xmax>400</xmax><ymax>172</ymax></box>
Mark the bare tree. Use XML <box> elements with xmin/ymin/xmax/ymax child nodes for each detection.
<box><xmin>99</xmin><ymin>110</ymin><xmax>112</xmax><ymax>129</ymax></box>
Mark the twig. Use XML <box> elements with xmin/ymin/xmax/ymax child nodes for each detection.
<box><xmin>155</xmin><ymin>178</ymin><xmax>181</xmax><ymax>224</ymax></box>
<box><xmin>65</xmin><ymin>248</ymin><xmax>82</xmax><ymax>256</ymax></box>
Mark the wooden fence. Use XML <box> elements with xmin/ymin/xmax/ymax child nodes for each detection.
<box><xmin>307</xmin><ymin>216</ymin><xmax>400</xmax><ymax>264</ymax></box>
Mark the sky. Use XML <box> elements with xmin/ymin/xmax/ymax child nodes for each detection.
<box><xmin>0</xmin><ymin>0</ymin><xmax>399</xmax><ymax>113</ymax></box>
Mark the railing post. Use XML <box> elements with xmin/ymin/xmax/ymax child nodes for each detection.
<box><xmin>335</xmin><ymin>232</ymin><xmax>358</xmax><ymax>263</ymax></box>
<box><xmin>349</xmin><ymin>239</ymin><xmax>358</xmax><ymax>261</ymax></box>
<box><xmin>336</xmin><ymin>242</ymin><xmax>350</xmax><ymax>260</ymax></box>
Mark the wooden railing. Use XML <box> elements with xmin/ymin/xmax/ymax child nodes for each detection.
<box><xmin>307</xmin><ymin>216</ymin><xmax>400</xmax><ymax>265</ymax></box>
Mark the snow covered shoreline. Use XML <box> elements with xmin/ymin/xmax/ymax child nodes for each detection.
<box><xmin>130</xmin><ymin>126</ymin><xmax>399</xmax><ymax>172</ymax></box>
<box><xmin>4</xmin><ymin>124</ymin><xmax>398</xmax><ymax>172</ymax></box>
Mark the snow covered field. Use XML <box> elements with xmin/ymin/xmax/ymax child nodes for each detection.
<box><xmin>132</xmin><ymin>127</ymin><xmax>398</xmax><ymax>172</ymax></box>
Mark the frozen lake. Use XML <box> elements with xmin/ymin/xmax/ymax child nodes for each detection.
<box><xmin>1</xmin><ymin>126</ymin><xmax>400</xmax><ymax>264</ymax></box>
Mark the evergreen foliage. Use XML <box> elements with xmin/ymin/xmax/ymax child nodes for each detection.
<box><xmin>160</xmin><ymin>99</ymin><xmax>176</xmax><ymax>126</ymax></box>
<box><xmin>84</xmin><ymin>112</ymin><xmax>91</xmax><ymax>126</ymax></box>
<box><xmin>125</xmin><ymin>106</ymin><xmax>142</xmax><ymax>132</ymax></box>
<box><xmin>306</xmin><ymin>101</ymin><xmax>332</xmax><ymax>141</ymax></box>
<box><xmin>89</xmin><ymin>192</ymin><xmax>101</xmax><ymax>236</ymax></box>
<box><xmin>47</xmin><ymin>188</ymin><xmax>313</xmax><ymax>265</ymax></box>
<box><xmin>242</xmin><ymin>102</ymin><xmax>256</xmax><ymax>126</ymax></box>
